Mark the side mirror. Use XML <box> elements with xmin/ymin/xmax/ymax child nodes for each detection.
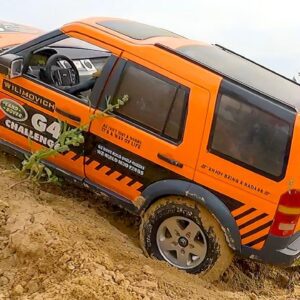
<box><xmin>0</xmin><ymin>54</ymin><xmax>23</xmax><ymax>78</ymax></box>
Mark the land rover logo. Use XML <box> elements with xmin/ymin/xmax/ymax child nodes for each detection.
<box><xmin>0</xmin><ymin>99</ymin><xmax>28</xmax><ymax>122</ymax></box>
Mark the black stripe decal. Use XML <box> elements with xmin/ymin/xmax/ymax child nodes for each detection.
<box><xmin>85</xmin><ymin>157</ymin><xmax>94</xmax><ymax>165</ymax></box>
<box><xmin>116</xmin><ymin>174</ymin><xmax>126</xmax><ymax>181</ymax></box>
<box><xmin>245</xmin><ymin>235</ymin><xmax>268</xmax><ymax>247</ymax></box>
<box><xmin>127</xmin><ymin>179</ymin><xmax>137</xmax><ymax>187</ymax></box>
<box><xmin>105</xmin><ymin>169</ymin><xmax>115</xmax><ymax>176</ymax></box>
<box><xmin>235</xmin><ymin>208</ymin><xmax>256</xmax><ymax>220</ymax></box>
<box><xmin>71</xmin><ymin>153</ymin><xmax>81</xmax><ymax>161</ymax></box>
<box><xmin>137</xmin><ymin>185</ymin><xmax>144</xmax><ymax>192</ymax></box>
<box><xmin>241</xmin><ymin>221</ymin><xmax>273</xmax><ymax>239</ymax></box>
<box><xmin>95</xmin><ymin>163</ymin><xmax>104</xmax><ymax>170</ymax></box>
<box><xmin>238</xmin><ymin>213</ymin><xmax>268</xmax><ymax>230</ymax></box>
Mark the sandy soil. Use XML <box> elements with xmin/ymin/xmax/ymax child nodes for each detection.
<box><xmin>0</xmin><ymin>151</ymin><xmax>299</xmax><ymax>300</ymax></box>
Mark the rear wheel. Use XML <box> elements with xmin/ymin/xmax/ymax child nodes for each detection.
<box><xmin>140</xmin><ymin>196</ymin><xmax>233</xmax><ymax>280</ymax></box>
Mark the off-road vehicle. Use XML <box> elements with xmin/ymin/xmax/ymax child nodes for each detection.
<box><xmin>0</xmin><ymin>18</ymin><xmax>299</xmax><ymax>278</ymax></box>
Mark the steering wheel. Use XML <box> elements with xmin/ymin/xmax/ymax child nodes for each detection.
<box><xmin>44</xmin><ymin>54</ymin><xmax>80</xmax><ymax>87</ymax></box>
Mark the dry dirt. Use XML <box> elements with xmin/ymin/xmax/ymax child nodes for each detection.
<box><xmin>0</xmin><ymin>151</ymin><xmax>299</xmax><ymax>300</ymax></box>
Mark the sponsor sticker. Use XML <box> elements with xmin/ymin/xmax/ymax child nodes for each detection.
<box><xmin>97</xmin><ymin>144</ymin><xmax>145</xmax><ymax>176</ymax></box>
<box><xmin>0</xmin><ymin>101</ymin><xmax>61</xmax><ymax>149</ymax></box>
<box><xmin>0</xmin><ymin>99</ymin><xmax>28</xmax><ymax>121</ymax></box>
<box><xmin>2</xmin><ymin>80</ymin><xmax>55</xmax><ymax>112</ymax></box>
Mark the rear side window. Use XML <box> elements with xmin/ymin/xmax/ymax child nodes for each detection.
<box><xmin>113</xmin><ymin>63</ymin><xmax>188</xmax><ymax>142</ymax></box>
<box><xmin>209</xmin><ymin>80</ymin><xmax>295</xmax><ymax>179</ymax></box>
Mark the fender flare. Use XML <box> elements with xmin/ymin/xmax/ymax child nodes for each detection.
<box><xmin>139</xmin><ymin>179</ymin><xmax>241</xmax><ymax>252</ymax></box>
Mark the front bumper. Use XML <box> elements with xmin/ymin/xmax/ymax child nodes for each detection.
<box><xmin>242</xmin><ymin>231</ymin><xmax>300</xmax><ymax>266</ymax></box>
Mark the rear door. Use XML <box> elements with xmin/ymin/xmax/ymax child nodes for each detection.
<box><xmin>85</xmin><ymin>53</ymin><xmax>209</xmax><ymax>202</ymax></box>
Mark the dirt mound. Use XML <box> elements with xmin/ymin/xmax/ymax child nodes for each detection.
<box><xmin>0</xmin><ymin>152</ymin><xmax>299</xmax><ymax>299</ymax></box>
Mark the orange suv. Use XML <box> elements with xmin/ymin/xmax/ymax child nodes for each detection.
<box><xmin>0</xmin><ymin>17</ymin><xmax>299</xmax><ymax>278</ymax></box>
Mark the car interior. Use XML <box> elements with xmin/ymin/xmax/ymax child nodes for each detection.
<box><xmin>25</xmin><ymin>37</ymin><xmax>111</xmax><ymax>101</ymax></box>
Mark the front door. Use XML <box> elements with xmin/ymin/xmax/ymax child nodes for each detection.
<box><xmin>0</xmin><ymin>34</ymin><xmax>121</xmax><ymax>178</ymax></box>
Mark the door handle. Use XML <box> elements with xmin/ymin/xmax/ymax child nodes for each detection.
<box><xmin>55</xmin><ymin>107</ymin><xmax>81</xmax><ymax>123</ymax></box>
<box><xmin>157</xmin><ymin>153</ymin><xmax>183</xmax><ymax>168</ymax></box>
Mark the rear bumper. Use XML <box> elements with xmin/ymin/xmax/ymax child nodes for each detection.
<box><xmin>242</xmin><ymin>231</ymin><xmax>300</xmax><ymax>266</ymax></box>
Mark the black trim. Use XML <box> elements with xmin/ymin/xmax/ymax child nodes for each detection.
<box><xmin>90</xmin><ymin>55</ymin><xmax>119</xmax><ymax>108</ymax></box>
<box><xmin>208</xmin><ymin>79</ymin><xmax>296</xmax><ymax>182</ymax></box>
<box><xmin>241</xmin><ymin>231</ymin><xmax>300</xmax><ymax>266</ymax></box>
<box><xmin>99</xmin><ymin>59</ymin><xmax>189</xmax><ymax>145</ymax></box>
<box><xmin>162</xmin><ymin>86</ymin><xmax>179</xmax><ymax>133</ymax></box>
<box><xmin>55</xmin><ymin>107</ymin><xmax>81</xmax><ymax>122</ymax></box>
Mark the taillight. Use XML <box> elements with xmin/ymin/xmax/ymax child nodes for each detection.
<box><xmin>269</xmin><ymin>189</ymin><xmax>300</xmax><ymax>237</ymax></box>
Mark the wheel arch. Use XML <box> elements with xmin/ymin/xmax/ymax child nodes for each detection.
<box><xmin>139</xmin><ymin>179</ymin><xmax>241</xmax><ymax>252</ymax></box>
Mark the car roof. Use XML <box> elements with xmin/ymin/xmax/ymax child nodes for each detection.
<box><xmin>0</xmin><ymin>20</ymin><xmax>42</xmax><ymax>48</ymax></box>
<box><xmin>64</xmin><ymin>17</ymin><xmax>300</xmax><ymax>111</ymax></box>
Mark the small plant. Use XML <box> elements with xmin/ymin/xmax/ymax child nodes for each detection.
<box><xmin>20</xmin><ymin>95</ymin><xmax>129</xmax><ymax>183</ymax></box>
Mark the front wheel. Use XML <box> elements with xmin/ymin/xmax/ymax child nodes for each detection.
<box><xmin>140</xmin><ymin>196</ymin><xmax>233</xmax><ymax>281</ymax></box>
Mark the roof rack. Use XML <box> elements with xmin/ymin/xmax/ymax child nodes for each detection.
<box><xmin>154</xmin><ymin>42</ymin><xmax>300</xmax><ymax>111</ymax></box>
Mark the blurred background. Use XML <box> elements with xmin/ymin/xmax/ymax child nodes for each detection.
<box><xmin>1</xmin><ymin>0</ymin><xmax>300</xmax><ymax>79</ymax></box>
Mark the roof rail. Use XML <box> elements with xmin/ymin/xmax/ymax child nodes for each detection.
<box><xmin>214</xmin><ymin>44</ymin><xmax>299</xmax><ymax>87</ymax></box>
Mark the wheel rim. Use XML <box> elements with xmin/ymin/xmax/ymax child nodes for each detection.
<box><xmin>156</xmin><ymin>216</ymin><xmax>208</xmax><ymax>269</ymax></box>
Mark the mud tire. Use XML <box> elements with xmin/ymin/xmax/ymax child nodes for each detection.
<box><xmin>140</xmin><ymin>196</ymin><xmax>233</xmax><ymax>281</ymax></box>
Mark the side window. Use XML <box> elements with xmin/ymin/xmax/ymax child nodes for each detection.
<box><xmin>113</xmin><ymin>62</ymin><xmax>188</xmax><ymax>142</ymax></box>
<box><xmin>209</xmin><ymin>84</ymin><xmax>293</xmax><ymax>179</ymax></box>
<box><xmin>25</xmin><ymin>37</ymin><xmax>113</xmax><ymax>104</ymax></box>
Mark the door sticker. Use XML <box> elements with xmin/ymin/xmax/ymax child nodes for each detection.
<box><xmin>2</xmin><ymin>80</ymin><xmax>55</xmax><ymax>112</ymax></box>
<box><xmin>101</xmin><ymin>123</ymin><xmax>142</xmax><ymax>149</ymax></box>
<box><xmin>97</xmin><ymin>144</ymin><xmax>145</xmax><ymax>176</ymax></box>
<box><xmin>0</xmin><ymin>101</ymin><xmax>61</xmax><ymax>148</ymax></box>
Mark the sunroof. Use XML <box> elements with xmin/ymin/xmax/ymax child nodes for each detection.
<box><xmin>97</xmin><ymin>19</ymin><xmax>184</xmax><ymax>40</ymax></box>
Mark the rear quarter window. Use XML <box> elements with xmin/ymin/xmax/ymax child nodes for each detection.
<box><xmin>209</xmin><ymin>80</ymin><xmax>295</xmax><ymax>180</ymax></box>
